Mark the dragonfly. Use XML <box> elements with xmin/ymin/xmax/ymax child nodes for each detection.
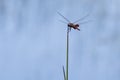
<box><xmin>58</xmin><ymin>12</ymin><xmax>90</xmax><ymax>31</ymax></box>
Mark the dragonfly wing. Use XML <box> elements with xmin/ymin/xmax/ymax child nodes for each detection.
<box><xmin>59</xmin><ymin>20</ymin><xmax>68</xmax><ymax>24</ymax></box>
<box><xmin>79</xmin><ymin>20</ymin><xmax>93</xmax><ymax>25</ymax></box>
<box><xmin>73</xmin><ymin>13</ymin><xmax>90</xmax><ymax>23</ymax></box>
<box><xmin>57</xmin><ymin>12</ymin><xmax>71</xmax><ymax>23</ymax></box>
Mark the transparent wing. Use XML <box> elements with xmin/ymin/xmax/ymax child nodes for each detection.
<box><xmin>57</xmin><ymin>12</ymin><xmax>71</xmax><ymax>23</ymax></box>
<box><xmin>58</xmin><ymin>20</ymin><xmax>68</xmax><ymax>24</ymax></box>
<box><xmin>79</xmin><ymin>20</ymin><xmax>93</xmax><ymax>25</ymax></box>
<box><xmin>73</xmin><ymin>13</ymin><xmax>90</xmax><ymax>23</ymax></box>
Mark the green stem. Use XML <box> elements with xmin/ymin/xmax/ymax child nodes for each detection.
<box><xmin>66</xmin><ymin>27</ymin><xmax>69</xmax><ymax>80</ymax></box>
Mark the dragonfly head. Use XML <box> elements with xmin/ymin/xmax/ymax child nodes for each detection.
<box><xmin>68</xmin><ymin>23</ymin><xmax>74</xmax><ymax>27</ymax></box>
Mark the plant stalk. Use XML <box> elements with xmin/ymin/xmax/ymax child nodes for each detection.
<box><xmin>66</xmin><ymin>27</ymin><xmax>69</xmax><ymax>80</ymax></box>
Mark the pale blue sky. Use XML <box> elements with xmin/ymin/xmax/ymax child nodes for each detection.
<box><xmin>0</xmin><ymin>0</ymin><xmax>120</xmax><ymax>80</ymax></box>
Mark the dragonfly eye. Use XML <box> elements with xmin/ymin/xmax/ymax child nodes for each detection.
<box><xmin>68</xmin><ymin>24</ymin><xmax>70</xmax><ymax>27</ymax></box>
<box><xmin>68</xmin><ymin>23</ymin><xmax>71</xmax><ymax>27</ymax></box>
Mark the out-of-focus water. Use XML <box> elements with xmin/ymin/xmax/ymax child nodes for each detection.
<box><xmin>0</xmin><ymin>0</ymin><xmax>120</xmax><ymax>80</ymax></box>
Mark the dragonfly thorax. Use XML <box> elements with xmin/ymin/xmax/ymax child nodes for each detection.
<box><xmin>68</xmin><ymin>23</ymin><xmax>74</xmax><ymax>27</ymax></box>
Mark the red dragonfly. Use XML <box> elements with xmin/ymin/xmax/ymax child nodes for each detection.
<box><xmin>58</xmin><ymin>12</ymin><xmax>90</xmax><ymax>31</ymax></box>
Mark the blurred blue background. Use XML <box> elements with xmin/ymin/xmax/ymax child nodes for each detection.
<box><xmin>0</xmin><ymin>0</ymin><xmax>120</xmax><ymax>80</ymax></box>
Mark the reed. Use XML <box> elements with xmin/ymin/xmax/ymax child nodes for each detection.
<box><xmin>63</xmin><ymin>27</ymin><xmax>70</xmax><ymax>80</ymax></box>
